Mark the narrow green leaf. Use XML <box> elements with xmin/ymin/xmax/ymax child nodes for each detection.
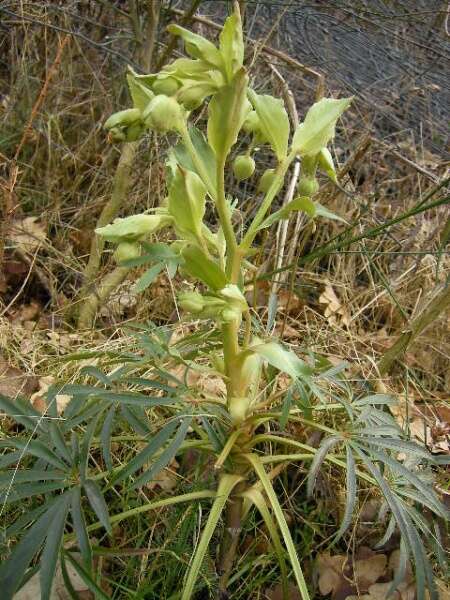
<box><xmin>307</xmin><ymin>435</ymin><xmax>341</xmax><ymax>497</ymax></box>
<box><xmin>314</xmin><ymin>202</ymin><xmax>347</xmax><ymax>223</ymax></box>
<box><xmin>131</xmin><ymin>417</ymin><xmax>192</xmax><ymax>489</ymax></box>
<box><xmin>113</xmin><ymin>419</ymin><xmax>179</xmax><ymax>485</ymax></box>
<box><xmin>70</xmin><ymin>486</ymin><xmax>92</xmax><ymax>568</ymax></box>
<box><xmin>332</xmin><ymin>445</ymin><xmax>357</xmax><ymax>543</ymax></box>
<box><xmin>40</xmin><ymin>492</ymin><xmax>71</xmax><ymax>600</ymax></box>
<box><xmin>257</xmin><ymin>196</ymin><xmax>316</xmax><ymax>231</ymax></box>
<box><xmin>63</xmin><ymin>551</ymin><xmax>111</xmax><ymax>600</ymax></box>
<box><xmin>242</xmin><ymin>488</ymin><xmax>289</xmax><ymax>598</ymax></box>
<box><xmin>0</xmin><ymin>439</ymin><xmax>67</xmax><ymax>470</ymax></box>
<box><xmin>79</xmin><ymin>412</ymin><xmax>101</xmax><ymax>482</ymax></box>
<box><xmin>0</xmin><ymin>469</ymin><xmax>66</xmax><ymax>486</ymax></box>
<box><xmin>0</xmin><ymin>493</ymin><xmax>70</xmax><ymax>599</ymax></box>
<box><xmin>181</xmin><ymin>474</ymin><xmax>243</xmax><ymax>600</ymax></box>
<box><xmin>134</xmin><ymin>263</ymin><xmax>165</xmax><ymax>293</ymax></box>
<box><xmin>100</xmin><ymin>405</ymin><xmax>116</xmax><ymax>471</ymax></box>
<box><xmin>244</xmin><ymin>454</ymin><xmax>311</xmax><ymax>600</ymax></box>
<box><xmin>0</xmin><ymin>394</ymin><xmax>40</xmax><ymax>431</ymax></box>
<box><xmin>83</xmin><ymin>479</ymin><xmax>111</xmax><ymax>534</ymax></box>
<box><xmin>49</xmin><ymin>422</ymin><xmax>72</xmax><ymax>466</ymax></box>
<box><xmin>248</xmin><ymin>89</ymin><xmax>290</xmax><ymax>161</ymax></box>
<box><xmin>0</xmin><ymin>481</ymin><xmax>69</xmax><ymax>504</ymax></box>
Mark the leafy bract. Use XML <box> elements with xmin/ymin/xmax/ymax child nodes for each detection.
<box><xmin>181</xmin><ymin>245</ymin><xmax>227</xmax><ymax>290</ymax></box>
<box><xmin>252</xmin><ymin>341</ymin><xmax>313</xmax><ymax>380</ymax></box>
<box><xmin>207</xmin><ymin>68</ymin><xmax>249</xmax><ymax>160</ymax></box>
<box><xmin>126</xmin><ymin>69</ymin><xmax>154</xmax><ymax>112</ymax></box>
<box><xmin>95</xmin><ymin>214</ymin><xmax>168</xmax><ymax>243</ymax></box>
<box><xmin>167</xmin><ymin>24</ymin><xmax>224</xmax><ymax>70</ymax></box>
<box><xmin>248</xmin><ymin>90</ymin><xmax>290</xmax><ymax>161</ymax></box>
<box><xmin>292</xmin><ymin>97</ymin><xmax>352</xmax><ymax>156</ymax></box>
<box><xmin>257</xmin><ymin>196</ymin><xmax>316</xmax><ymax>230</ymax></box>
<box><xmin>168</xmin><ymin>167</ymin><xmax>206</xmax><ymax>241</ymax></box>
<box><xmin>219</xmin><ymin>9</ymin><xmax>244</xmax><ymax>81</ymax></box>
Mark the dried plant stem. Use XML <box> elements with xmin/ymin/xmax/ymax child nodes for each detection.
<box><xmin>77</xmin><ymin>266</ymin><xmax>129</xmax><ymax>331</ymax></box>
<box><xmin>378</xmin><ymin>283</ymin><xmax>450</xmax><ymax>375</ymax></box>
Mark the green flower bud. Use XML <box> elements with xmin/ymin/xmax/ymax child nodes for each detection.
<box><xmin>297</xmin><ymin>177</ymin><xmax>319</xmax><ymax>197</ymax></box>
<box><xmin>233</xmin><ymin>155</ymin><xmax>255</xmax><ymax>181</ymax></box>
<box><xmin>104</xmin><ymin>108</ymin><xmax>141</xmax><ymax>130</ymax></box>
<box><xmin>114</xmin><ymin>241</ymin><xmax>141</xmax><ymax>264</ymax></box>
<box><xmin>143</xmin><ymin>95</ymin><xmax>185</xmax><ymax>133</ymax></box>
<box><xmin>124</xmin><ymin>121</ymin><xmax>145</xmax><ymax>142</ymax></box>
<box><xmin>178</xmin><ymin>291</ymin><xmax>205</xmax><ymax>314</ymax></box>
<box><xmin>177</xmin><ymin>86</ymin><xmax>207</xmax><ymax>110</ymax></box>
<box><xmin>108</xmin><ymin>127</ymin><xmax>127</xmax><ymax>142</ymax></box>
<box><xmin>152</xmin><ymin>76</ymin><xmax>180</xmax><ymax>96</ymax></box>
<box><xmin>257</xmin><ymin>168</ymin><xmax>276</xmax><ymax>193</ymax></box>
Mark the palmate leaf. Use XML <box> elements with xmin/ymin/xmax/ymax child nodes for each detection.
<box><xmin>0</xmin><ymin>393</ymin><xmax>44</xmax><ymax>431</ymax></box>
<box><xmin>0</xmin><ymin>480</ymin><xmax>69</xmax><ymax>505</ymax></box>
<box><xmin>0</xmin><ymin>491</ymin><xmax>71</xmax><ymax>600</ymax></box>
<box><xmin>353</xmin><ymin>446</ymin><xmax>437</xmax><ymax>600</ymax></box>
<box><xmin>112</xmin><ymin>418</ymin><xmax>179</xmax><ymax>485</ymax></box>
<box><xmin>131</xmin><ymin>417</ymin><xmax>192</xmax><ymax>489</ymax></box>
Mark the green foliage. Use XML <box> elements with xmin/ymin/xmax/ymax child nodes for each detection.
<box><xmin>1</xmin><ymin>4</ymin><xmax>447</xmax><ymax>600</ymax></box>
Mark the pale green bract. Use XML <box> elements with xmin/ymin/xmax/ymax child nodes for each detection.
<box><xmin>292</xmin><ymin>97</ymin><xmax>352</xmax><ymax>156</ymax></box>
<box><xmin>95</xmin><ymin>214</ymin><xmax>168</xmax><ymax>243</ymax></box>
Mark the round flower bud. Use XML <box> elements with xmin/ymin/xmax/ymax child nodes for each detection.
<box><xmin>152</xmin><ymin>76</ymin><xmax>180</xmax><ymax>96</ymax></box>
<box><xmin>104</xmin><ymin>108</ymin><xmax>141</xmax><ymax>130</ymax></box>
<box><xmin>257</xmin><ymin>168</ymin><xmax>276</xmax><ymax>193</ymax></box>
<box><xmin>243</xmin><ymin>110</ymin><xmax>260</xmax><ymax>135</ymax></box>
<box><xmin>297</xmin><ymin>177</ymin><xmax>319</xmax><ymax>197</ymax></box>
<box><xmin>233</xmin><ymin>155</ymin><xmax>255</xmax><ymax>181</ymax></box>
<box><xmin>143</xmin><ymin>95</ymin><xmax>184</xmax><ymax>133</ymax></box>
<box><xmin>114</xmin><ymin>241</ymin><xmax>141</xmax><ymax>264</ymax></box>
<box><xmin>177</xmin><ymin>86</ymin><xmax>206</xmax><ymax>111</ymax></box>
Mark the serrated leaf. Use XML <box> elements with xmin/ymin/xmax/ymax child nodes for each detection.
<box><xmin>353</xmin><ymin>393</ymin><xmax>397</xmax><ymax>407</ymax></box>
<box><xmin>207</xmin><ymin>68</ymin><xmax>248</xmax><ymax>160</ymax></box>
<box><xmin>248</xmin><ymin>89</ymin><xmax>290</xmax><ymax>161</ymax></box>
<box><xmin>131</xmin><ymin>417</ymin><xmax>192</xmax><ymax>489</ymax></box>
<box><xmin>292</xmin><ymin>97</ymin><xmax>352</xmax><ymax>156</ymax></box>
<box><xmin>70</xmin><ymin>486</ymin><xmax>92</xmax><ymax>568</ymax></box>
<box><xmin>83</xmin><ymin>479</ymin><xmax>111</xmax><ymax>534</ymax></box>
<box><xmin>40</xmin><ymin>492</ymin><xmax>70</xmax><ymax>600</ymax></box>
<box><xmin>181</xmin><ymin>245</ymin><xmax>227</xmax><ymax>290</ymax></box>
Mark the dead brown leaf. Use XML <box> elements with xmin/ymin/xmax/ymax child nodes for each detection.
<box><xmin>9</xmin><ymin>216</ymin><xmax>46</xmax><ymax>252</ymax></box>
<box><xmin>319</xmin><ymin>283</ymin><xmax>350</xmax><ymax>327</ymax></box>
<box><xmin>0</xmin><ymin>359</ymin><xmax>38</xmax><ymax>398</ymax></box>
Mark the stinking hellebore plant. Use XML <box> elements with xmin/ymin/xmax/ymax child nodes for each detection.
<box><xmin>0</xmin><ymin>4</ymin><xmax>448</xmax><ymax>600</ymax></box>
